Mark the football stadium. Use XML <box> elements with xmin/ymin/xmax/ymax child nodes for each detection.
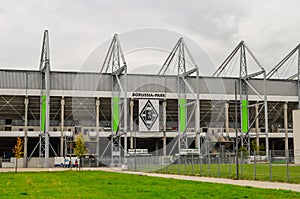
<box><xmin>0</xmin><ymin>30</ymin><xmax>300</xmax><ymax>168</ymax></box>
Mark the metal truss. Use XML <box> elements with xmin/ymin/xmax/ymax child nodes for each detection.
<box><xmin>199</xmin><ymin>100</ymin><xmax>226</xmax><ymax>124</ymax></box>
<box><xmin>213</xmin><ymin>41</ymin><xmax>269</xmax><ymax>156</ymax></box>
<box><xmin>0</xmin><ymin>94</ymin><xmax>28</xmax><ymax>166</ymax></box>
<box><xmin>158</xmin><ymin>38</ymin><xmax>200</xmax><ymax>155</ymax></box>
<box><xmin>62</xmin><ymin>97</ymin><xmax>98</xmax><ymax>159</ymax></box>
<box><xmin>101</xmin><ymin>34</ymin><xmax>128</xmax><ymax>166</ymax></box>
<box><xmin>30</xmin><ymin>30</ymin><xmax>51</xmax><ymax>167</ymax></box>
<box><xmin>267</xmin><ymin>44</ymin><xmax>300</xmax><ymax>108</ymax></box>
<box><xmin>28</xmin><ymin>133</ymin><xmax>58</xmax><ymax>167</ymax></box>
<box><xmin>198</xmin><ymin>100</ymin><xmax>228</xmax><ymax>156</ymax></box>
<box><xmin>64</xmin><ymin>98</ymin><xmax>96</xmax><ymax>121</ymax></box>
<box><xmin>0</xmin><ymin>95</ymin><xmax>24</xmax><ymax>118</ymax></box>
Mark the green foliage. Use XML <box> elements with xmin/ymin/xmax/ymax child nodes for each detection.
<box><xmin>251</xmin><ymin>140</ymin><xmax>266</xmax><ymax>155</ymax></box>
<box><xmin>239</xmin><ymin>146</ymin><xmax>248</xmax><ymax>153</ymax></box>
<box><xmin>0</xmin><ymin>171</ymin><xmax>299</xmax><ymax>198</ymax></box>
<box><xmin>12</xmin><ymin>137</ymin><xmax>24</xmax><ymax>159</ymax></box>
<box><xmin>12</xmin><ymin>137</ymin><xmax>24</xmax><ymax>172</ymax></box>
<box><xmin>73</xmin><ymin>133</ymin><xmax>86</xmax><ymax>170</ymax></box>
<box><xmin>251</xmin><ymin>140</ymin><xmax>259</xmax><ymax>152</ymax></box>
<box><xmin>74</xmin><ymin>133</ymin><xmax>85</xmax><ymax>157</ymax></box>
<box><xmin>238</xmin><ymin>146</ymin><xmax>249</xmax><ymax>158</ymax></box>
<box><xmin>259</xmin><ymin>143</ymin><xmax>265</xmax><ymax>151</ymax></box>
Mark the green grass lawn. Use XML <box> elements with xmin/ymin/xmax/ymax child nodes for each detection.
<box><xmin>145</xmin><ymin>163</ymin><xmax>300</xmax><ymax>183</ymax></box>
<box><xmin>0</xmin><ymin>170</ymin><xmax>299</xmax><ymax>198</ymax></box>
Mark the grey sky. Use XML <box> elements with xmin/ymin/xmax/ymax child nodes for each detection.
<box><xmin>0</xmin><ymin>0</ymin><xmax>299</xmax><ymax>75</ymax></box>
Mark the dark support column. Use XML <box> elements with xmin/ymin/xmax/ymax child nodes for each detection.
<box><xmin>23</xmin><ymin>97</ymin><xmax>28</xmax><ymax>167</ymax></box>
<box><xmin>96</xmin><ymin>98</ymin><xmax>100</xmax><ymax>164</ymax></box>
<box><xmin>163</xmin><ymin>101</ymin><xmax>167</xmax><ymax>157</ymax></box>
<box><xmin>255</xmin><ymin>102</ymin><xmax>259</xmax><ymax>148</ymax></box>
<box><xmin>60</xmin><ymin>97</ymin><xmax>64</xmax><ymax>157</ymax></box>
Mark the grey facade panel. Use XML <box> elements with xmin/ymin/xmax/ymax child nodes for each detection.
<box><xmin>265</xmin><ymin>80</ymin><xmax>297</xmax><ymax>96</ymax></box>
<box><xmin>0</xmin><ymin>71</ymin><xmax>40</xmax><ymax>89</ymax></box>
<box><xmin>0</xmin><ymin>70</ymin><xmax>298</xmax><ymax>97</ymax></box>
<box><xmin>97</xmin><ymin>74</ymin><xmax>111</xmax><ymax>91</ymax></box>
<box><xmin>51</xmin><ymin>72</ymin><xmax>112</xmax><ymax>91</ymax></box>
<box><xmin>0</xmin><ymin>71</ymin><xmax>26</xmax><ymax>89</ymax></box>
<box><xmin>27</xmin><ymin>72</ymin><xmax>40</xmax><ymax>89</ymax></box>
<box><xmin>72</xmin><ymin>73</ymin><xmax>103</xmax><ymax>91</ymax></box>
<box><xmin>199</xmin><ymin>78</ymin><xmax>297</xmax><ymax>96</ymax></box>
<box><xmin>51</xmin><ymin>73</ymin><xmax>75</xmax><ymax>90</ymax></box>
<box><xmin>198</xmin><ymin>78</ymin><xmax>227</xmax><ymax>95</ymax></box>
<box><xmin>127</xmin><ymin>75</ymin><xmax>176</xmax><ymax>93</ymax></box>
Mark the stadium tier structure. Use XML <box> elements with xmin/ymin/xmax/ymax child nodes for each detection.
<box><xmin>0</xmin><ymin>30</ymin><xmax>300</xmax><ymax>168</ymax></box>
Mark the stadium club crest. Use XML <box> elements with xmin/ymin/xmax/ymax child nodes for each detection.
<box><xmin>139</xmin><ymin>100</ymin><xmax>159</xmax><ymax>131</ymax></box>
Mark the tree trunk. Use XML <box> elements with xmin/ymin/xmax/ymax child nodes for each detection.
<box><xmin>15</xmin><ymin>158</ymin><xmax>18</xmax><ymax>173</ymax></box>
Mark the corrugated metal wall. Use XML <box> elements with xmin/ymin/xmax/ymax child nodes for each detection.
<box><xmin>27</xmin><ymin>72</ymin><xmax>40</xmax><ymax>89</ymax></box>
<box><xmin>0</xmin><ymin>70</ymin><xmax>26</xmax><ymax>89</ymax></box>
<box><xmin>0</xmin><ymin>70</ymin><xmax>298</xmax><ymax>96</ymax></box>
<box><xmin>51</xmin><ymin>72</ymin><xmax>111</xmax><ymax>91</ymax></box>
<box><xmin>0</xmin><ymin>70</ymin><xmax>40</xmax><ymax>89</ymax></box>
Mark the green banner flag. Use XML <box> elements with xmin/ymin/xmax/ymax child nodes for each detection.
<box><xmin>113</xmin><ymin>97</ymin><xmax>120</xmax><ymax>133</ymax></box>
<box><xmin>41</xmin><ymin>95</ymin><xmax>46</xmax><ymax>132</ymax></box>
<box><xmin>241</xmin><ymin>100</ymin><xmax>248</xmax><ymax>133</ymax></box>
<box><xmin>179</xmin><ymin>98</ymin><xmax>186</xmax><ymax>132</ymax></box>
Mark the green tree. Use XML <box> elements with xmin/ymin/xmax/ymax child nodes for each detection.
<box><xmin>239</xmin><ymin>146</ymin><xmax>249</xmax><ymax>163</ymax></box>
<box><xmin>12</xmin><ymin>137</ymin><xmax>24</xmax><ymax>172</ymax></box>
<box><xmin>251</xmin><ymin>140</ymin><xmax>266</xmax><ymax>156</ymax></box>
<box><xmin>259</xmin><ymin>143</ymin><xmax>266</xmax><ymax>156</ymax></box>
<box><xmin>251</xmin><ymin>140</ymin><xmax>259</xmax><ymax>153</ymax></box>
<box><xmin>74</xmin><ymin>133</ymin><xmax>86</xmax><ymax>171</ymax></box>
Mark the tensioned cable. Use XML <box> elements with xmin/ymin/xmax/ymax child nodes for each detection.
<box><xmin>282</xmin><ymin>53</ymin><xmax>296</xmax><ymax>79</ymax></box>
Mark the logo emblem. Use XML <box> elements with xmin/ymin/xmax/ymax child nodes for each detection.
<box><xmin>139</xmin><ymin>100</ymin><xmax>158</xmax><ymax>131</ymax></box>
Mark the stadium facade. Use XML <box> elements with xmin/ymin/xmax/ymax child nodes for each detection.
<box><xmin>0</xmin><ymin>30</ymin><xmax>299</xmax><ymax>168</ymax></box>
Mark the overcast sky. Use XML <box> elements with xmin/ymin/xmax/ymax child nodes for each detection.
<box><xmin>0</xmin><ymin>0</ymin><xmax>299</xmax><ymax>75</ymax></box>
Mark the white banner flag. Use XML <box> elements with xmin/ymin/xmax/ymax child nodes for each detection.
<box><xmin>139</xmin><ymin>99</ymin><xmax>159</xmax><ymax>131</ymax></box>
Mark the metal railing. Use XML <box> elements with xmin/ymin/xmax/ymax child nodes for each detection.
<box><xmin>122</xmin><ymin>149</ymin><xmax>299</xmax><ymax>183</ymax></box>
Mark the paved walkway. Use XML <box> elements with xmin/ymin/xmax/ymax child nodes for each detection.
<box><xmin>1</xmin><ymin>167</ymin><xmax>300</xmax><ymax>193</ymax></box>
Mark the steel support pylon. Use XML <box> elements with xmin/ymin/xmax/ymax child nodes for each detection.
<box><xmin>239</xmin><ymin>43</ymin><xmax>250</xmax><ymax>151</ymax></box>
<box><xmin>267</xmin><ymin>44</ymin><xmax>300</xmax><ymax>109</ymax></box>
<box><xmin>101</xmin><ymin>34</ymin><xmax>127</xmax><ymax>167</ymax></box>
<box><xmin>213</xmin><ymin>41</ymin><xmax>268</xmax><ymax>157</ymax></box>
<box><xmin>178</xmin><ymin>39</ymin><xmax>188</xmax><ymax>151</ymax></box>
<box><xmin>39</xmin><ymin>30</ymin><xmax>51</xmax><ymax>167</ymax></box>
<box><xmin>158</xmin><ymin>37</ymin><xmax>200</xmax><ymax>155</ymax></box>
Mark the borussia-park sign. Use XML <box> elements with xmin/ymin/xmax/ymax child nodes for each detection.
<box><xmin>132</xmin><ymin>92</ymin><xmax>166</xmax><ymax>99</ymax></box>
<box><xmin>139</xmin><ymin>99</ymin><xmax>159</xmax><ymax>131</ymax></box>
